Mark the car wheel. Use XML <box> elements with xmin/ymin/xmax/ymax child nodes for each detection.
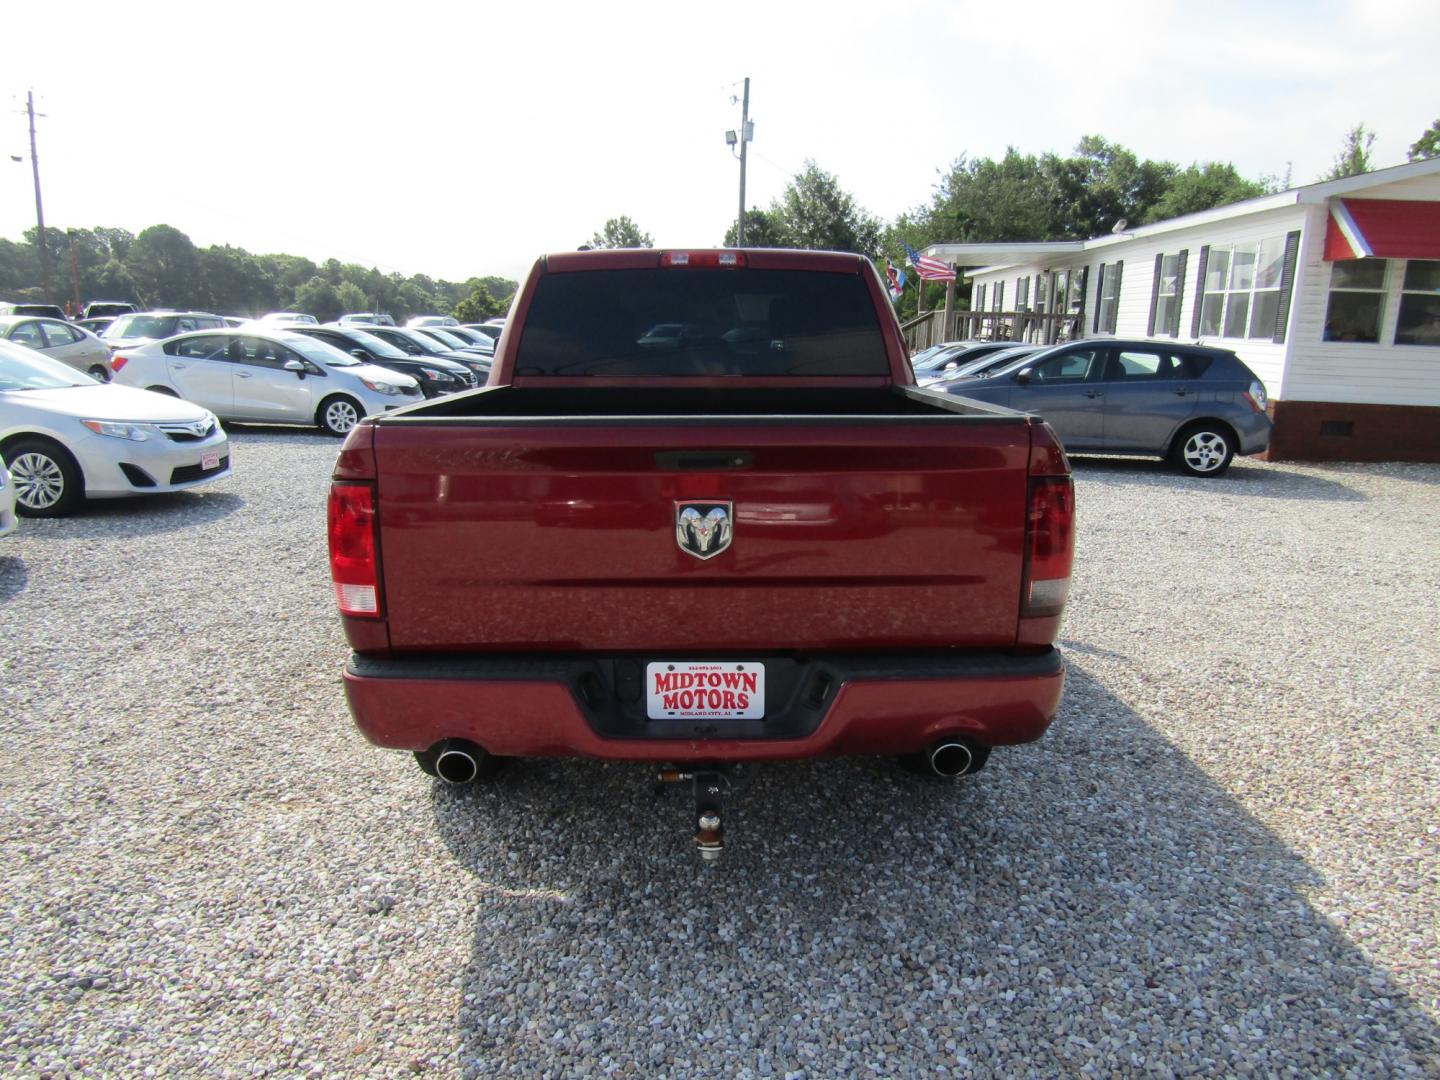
<box><xmin>88</xmin><ymin>365</ymin><xmax>111</xmax><ymax>382</ymax></box>
<box><xmin>4</xmin><ymin>437</ymin><xmax>84</xmax><ymax>517</ymax></box>
<box><xmin>318</xmin><ymin>395</ymin><xmax>364</xmax><ymax>437</ymax></box>
<box><xmin>1172</xmin><ymin>422</ymin><xmax>1236</xmax><ymax>477</ymax></box>
<box><xmin>147</xmin><ymin>385</ymin><xmax>179</xmax><ymax>397</ymax></box>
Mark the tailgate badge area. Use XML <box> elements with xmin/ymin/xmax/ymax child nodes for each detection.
<box><xmin>675</xmin><ymin>501</ymin><xmax>733</xmax><ymax>560</ymax></box>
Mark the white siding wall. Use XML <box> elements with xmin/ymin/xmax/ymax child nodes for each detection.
<box><xmin>967</xmin><ymin>205</ymin><xmax>1307</xmax><ymax>398</ymax></box>
<box><xmin>1285</xmin><ymin>201</ymin><xmax>1440</xmax><ymax>406</ymax></box>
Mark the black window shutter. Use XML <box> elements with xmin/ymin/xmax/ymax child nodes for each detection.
<box><xmin>1077</xmin><ymin>266</ymin><xmax>1089</xmax><ymax>327</ymax></box>
<box><xmin>996</xmin><ymin>281</ymin><xmax>1005</xmax><ymax>311</ymax></box>
<box><xmin>1109</xmin><ymin>261</ymin><xmax>1124</xmax><ymax>333</ymax></box>
<box><xmin>1169</xmin><ymin>250</ymin><xmax>1188</xmax><ymax>338</ymax></box>
<box><xmin>1273</xmin><ymin>230</ymin><xmax>1302</xmax><ymax>344</ymax></box>
<box><xmin>1092</xmin><ymin>264</ymin><xmax>1106</xmax><ymax>333</ymax></box>
<box><xmin>1191</xmin><ymin>246</ymin><xmax>1211</xmax><ymax>338</ymax></box>
<box><xmin>1147</xmin><ymin>253</ymin><xmax>1163</xmax><ymax>336</ymax></box>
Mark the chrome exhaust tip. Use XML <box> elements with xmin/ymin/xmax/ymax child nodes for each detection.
<box><xmin>434</xmin><ymin>739</ymin><xmax>485</xmax><ymax>785</ymax></box>
<box><xmin>928</xmin><ymin>741</ymin><xmax>976</xmax><ymax>778</ymax></box>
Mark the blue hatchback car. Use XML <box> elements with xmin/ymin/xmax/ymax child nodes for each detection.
<box><xmin>939</xmin><ymin>338</ymin><xmax>1272</xmax><ymax>477</ymax></box>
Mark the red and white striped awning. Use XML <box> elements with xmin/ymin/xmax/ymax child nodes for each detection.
<box><xmin>1324</xmin><ymin>198</ymin><xmax>1440</xmax><ymax>261</ymax></box>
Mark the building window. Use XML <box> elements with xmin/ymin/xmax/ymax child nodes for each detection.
<box><xmin>993</xmin><ymin>281</ymin><xmax>1004</xmax><ymax>312</ymax></box>
<box><xmin>1016</xmin><ymin>276</ymin><xmax>1030</xmax><ymax>310</ymax></box>
<box><xmin>1198</xmin><ymin>237</ymin><xmax>1286</xmax><ymax>339</ymax></box>
<box><xmin>1395</xmin><ymin>260</ymin><xmax>1440</xmax><ymax>346</ymax></box>
<box><xmin>1149</xmin><ymin>251</ymin><xmax>1187</xmax><ymax>337</ymax></box>
<box><xmin>1323</xmin><ymin>259</ymin><xmax>1387</xmax><ymax>343</ymax></box>
<box><xmin>975</xmin><ymin>283</ymin><xmax>986</xmax><ymax>313</ymax></box>
<box><xmin>1095</xmin><ymin>261</ymin><xmax>1122</xmax><ymax>333</ymax></box>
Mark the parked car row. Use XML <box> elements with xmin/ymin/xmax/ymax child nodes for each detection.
<box><xmin>928</xmin><ymin>337</ymin><xmax>1272</xmax><ymax>476</ymax></box>
<box><xmin>111</xmin><ymin>330</ymin><xmax>424</xmax><ymax>436</ymax></box>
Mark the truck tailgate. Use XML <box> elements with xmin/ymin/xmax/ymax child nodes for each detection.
<box><xmin>372</xmin><ymin>419</ymin><xmax>1030</xmax><ymax>653</ymax></box>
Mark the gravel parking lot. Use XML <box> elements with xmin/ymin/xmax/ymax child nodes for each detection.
<box><xmin>1</xmin><ymin>430</ymin><xmax>1436</xmax><ymax>1077</ymax></box>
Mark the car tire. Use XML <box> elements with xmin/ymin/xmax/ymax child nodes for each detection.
<box><xmin>318</xmin><ymin>395</ymin><xmax>364</xmax><ymax>437</ymax></box>
<box><xmin>146</xmin><ymin>385</ymin><xmax>179</xmax><ymax>397</ymax></box>
<box><xmin>4</xmin><ymin>437</ymin><xmax>84</xmax><ymax>517</ymax></box>
<box><xmin>87</xmin><ymin>365</ymin><xmax>111</xmax><ymax>382</ymax></box>
<box><xmin>1171</xmin><ymin>421</ymin><xmax>1236</xmax><ymax>478</ymax></box>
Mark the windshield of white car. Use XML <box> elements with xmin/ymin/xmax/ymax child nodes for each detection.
<box><xmin>281</xmin><ymin>334</ymin><xmax>363</xmax><ymax>367</ymax></box>
<box><xmin>0</xmin><ymin>348</ymin><xmax>92</xmax><ymax>389</ymax></box>
<box><xmin>106</xmin><ymin>315</ymin><xmax>180</xmax><ymax>340</ymax></box>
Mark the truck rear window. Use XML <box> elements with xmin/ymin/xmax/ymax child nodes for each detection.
<box><xmin>515</xmin><ymin>268</ymin><xmax>889</xmax><ymax>376</ymax></box>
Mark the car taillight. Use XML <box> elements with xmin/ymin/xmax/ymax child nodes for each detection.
<box><xmin>111</xmin><ymin>355</ymin><xmax>129</xmax><ymax>372</ymax></box>
<box><xmin>1022</xmin><ymin>423</ymin><xmax>1074</xmax><ymax>619</ymax></box>
<box><xmin>660</xmin><ymin>251</ymin><xmax>746</xmax><ymax>268</ymax></box>
<box><xmin>328</xmin><ymin>482</ymin><xmax>382</xmax><ymax>617</ymax></box>
<box><xmin>1244</xmin><ymin>380</ymin><xmax>1268</xmax><ymax>414</ymax></box>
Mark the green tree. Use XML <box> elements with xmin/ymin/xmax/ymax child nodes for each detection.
<box><xmin>454</xmin><ymin>284</ymin><xmax>504</xmax><ymax>323</ymax></box>
<box><xmin>1142</xmin><ymin>162</ymin><xmax>1269</xmax><ymax>223</ymax></box>
<box><xmin>335</xmin><ymin>281</ymin><xmax>368</xmax><ymax>314</ymax></box>
<box><xmin>292</xmin><ymin>275</ymin><xmax>343</xmax><ymax>321</ymax></box>
<box><xmin>589</xmin><ymin>216</ymin><xmax>653</xmax><ymax>249</ymax></box>
<box><xmin>723</xmin><ymin>208</ymin><xmax>789</xmax><ymax>248</ymax></box>
<box><xmin>199</xmin><ymin>245</ymin><xmax>276</xmax><ymax>315</ymax></box>
<box><xmin>763</xmin><ymin>160</ymin><xmax>881</xmax><ymax>256</ymax></box>
<box><xmin>1323</xmin><ymin>123</ymin><xmax>1376</xmax><ymax>180</ymax></box>
<box><xmin>1408</xmin><ymin>118</ymin><xmax>1440</xmax><ymax>161</ymax></box>
<box><xmin>125</xmin><ymin>224</ymin><xmax>204</xmax><ymax>309</ymax></box>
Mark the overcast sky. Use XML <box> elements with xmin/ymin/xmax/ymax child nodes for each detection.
<box><xmin>3</xmin><ymin>0</ymin><xmax>1436</xmax><ymax>286</ymax></box>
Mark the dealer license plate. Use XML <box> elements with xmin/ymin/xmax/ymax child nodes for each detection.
<box><xmin>646</xmin><ymin>661</ymin><xmax>765</xmax><ymax>720</ymax></box>
<box><xmin>201</xmin><ymin>451</ymin><xmax>221</xmax><ymax>471</ymax></box>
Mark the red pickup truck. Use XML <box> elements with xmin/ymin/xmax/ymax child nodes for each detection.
<box><xmin>328</xmin><ymin>248</ymin><xmax>1073</xmax><ymax>856</ymax></box>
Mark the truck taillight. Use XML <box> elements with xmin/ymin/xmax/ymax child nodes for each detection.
<box><xmin>328</xmin><ymin>482</ymin><xmax>382</xmax><ymax>617</ymax></box>
<box><xmin>660</xmin><ymin>251</ymin><xmax>746</xmax><ymax>268</ymax></box>
<box><xmin>1022</xmin><ymin>477</ymin><xmax>1074</xmax><ymax>618</ymax></box>
<box><xmin>111</xmin><ymin>355</ymin><xmax>129</xmax><ymax>372</ymax></box>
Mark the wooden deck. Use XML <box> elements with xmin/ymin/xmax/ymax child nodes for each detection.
<box><xmin>902</xmin><ymin>310</ymin><xmax>1083</xmax><ymax>353</ymax></box>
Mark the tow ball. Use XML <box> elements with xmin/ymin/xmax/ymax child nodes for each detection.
<box><xmin>657</xmin><ymin>768</ymin><xmax>732</xmax><ymax>863</ymax></box>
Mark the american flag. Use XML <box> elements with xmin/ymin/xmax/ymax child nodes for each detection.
<box><xmin>903</xmin><ymin>241</ymin><xmax>956</xmax><ymax>282</ymax></box>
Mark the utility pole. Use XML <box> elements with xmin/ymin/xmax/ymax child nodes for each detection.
<box><xmin>68</xmin><ymin>230</ymin><xmax>82</xmax><ymax>316</ymax></box>
<box><xmin>737</xmin><ymin>77</ymin><xmax>750</xmax><ymax>247</ymax></box>
<box><xmin>26</xmin><ymin>90</ymin><xmax>51</xmax><ymax>303</ymax></box>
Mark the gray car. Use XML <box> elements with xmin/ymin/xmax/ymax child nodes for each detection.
<box><xmin>942</xmin><ymin>338</ymin><xmax>1272</xmax><ymax>476</ymax></box>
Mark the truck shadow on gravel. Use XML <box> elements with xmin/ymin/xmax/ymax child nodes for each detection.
<box><xmin>0</xmin><ymin>555</ymin><xmax>25</xmax><ymax>604</ymax></box>
<box><xmin>431</xmin><ymin>665</ymin><xmax>1437</xmax><ymax>1076</ymax></box>
<box><xmin>1071</xmin><ymin>456</ymin><xmax>1368</xmax><ymax>502</ymax></box>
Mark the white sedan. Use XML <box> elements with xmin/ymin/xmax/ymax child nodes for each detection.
<box><xmin>0</xmin><ymin>315</ymin><xmax>114</xmax><ymax>382</ymax></box>
<box><xmin>110</xmin><ymin>329</ymin><xmax>421</xmax><ymax>435</ymax></box>
<box><xmin>0</xmin><ymin>341</ymin><xmax>230</xmax><ymax>518</ymax></box>
<box><xmin>0</xmin><ymin>459</ymin><xmax>16</xmax><ymax>537</ymax></box>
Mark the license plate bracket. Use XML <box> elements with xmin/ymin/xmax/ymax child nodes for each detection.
<box><xmin>646</xmin><ymin>661</ymin><xmax>764</xmax><ymax>720</ymax></box>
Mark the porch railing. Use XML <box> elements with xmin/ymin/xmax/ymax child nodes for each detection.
<box><xmin>901</xmin><ymin>310</ymin><xmax>1084</xmax><ymax>354</ymax></box>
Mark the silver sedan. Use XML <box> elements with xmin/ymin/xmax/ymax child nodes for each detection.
<box><xmin>0</xmin><ymin>315</ymin><xmax>114</xmax><ymax>382</ymax></box>
<box><xmin>110</xmin><ymin>329</ymin><xmax>421</xmax><ymax>436</ymax></box>
<box><xmin>0</xmin><ymin>341</ymin><xmax>230</xmax><ymax>517</ymax></box>
<box><xmin>0</xmin><ymin>459</ymin><xmax>16</xmax><ymax>537</ymax></box>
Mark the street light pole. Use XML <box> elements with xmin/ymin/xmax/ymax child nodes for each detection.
<box><xmin>737</xmin><ymin>77</ymin><xmax>750</xmax><ymax>247</ymax></box>
<box><xmin>26</xmin><ymin>90</ymin><xmax>51</xmax><ymax>303</ymax></box>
